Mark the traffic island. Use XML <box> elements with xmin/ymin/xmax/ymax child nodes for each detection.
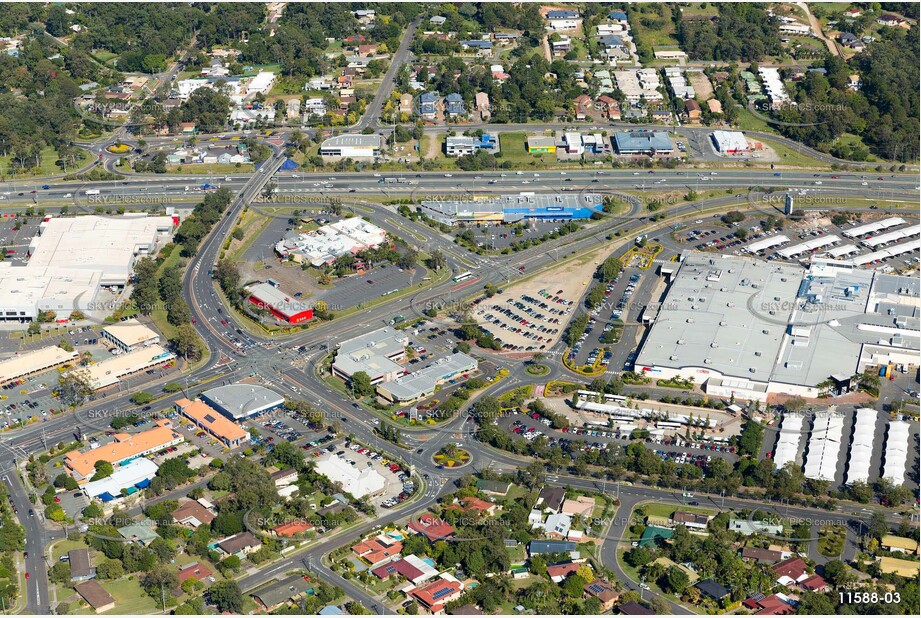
<box><xmin>432</xmin><ymin>444</ymin><xmax>471</xmax><ymax>468</ymax></box>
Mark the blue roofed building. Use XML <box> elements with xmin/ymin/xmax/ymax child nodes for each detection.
<box><xmin>613</xmin><ymin>130</ymin><xmax>674</xmax><ymax>155</ymax></box>
<box><xmin>609</xmin><ymin>11</ymin><xmax>629</xmax><ymax>21</ymax></box>
<box><xmin>419</xmin><ymin>92</ymin><xmax>439</xmax><ymax>121</ymax></box>
<box><xmin>529</xmin><ymin>540</ymin><xmax>577</xmax><ymax>556</ymax></box>
<box><xmin>444</xmin><ymin>93</ymin><xmax>465</xmax><ymax>117</ymax></box>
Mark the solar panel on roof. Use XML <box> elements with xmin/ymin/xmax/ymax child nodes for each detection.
<box><xmin>204</xmin><ymin>414</ymin><xmax>216</xmax><ymax>423</ymax></box>
<box><xmin>589</xmin><ymin>584</ymin><xmax>605</xmax><ymax>593</ymax></box>
<box><xmin>432</xmin><ymin>586</ymin><xmax>455</xmax><ymax>600</ymax></box>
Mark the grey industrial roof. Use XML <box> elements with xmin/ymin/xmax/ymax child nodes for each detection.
<box><xmin>333</xmin><ymin>326</ymin><xmax>407</xmax><ymax>378</ymax></box>
<box><xmin>379</xmin><ymin>352</ymin><xmax>477</xmax><ymax>401</ymax></box>
<box><xmin>320</xmin><ymin>133</ymin><xmax>383</xmax><ymax>148</ymax></box>
<box><xmin>635</xmin><ymin>253</ymin><xmax>803</xmax><ymax>384</ymax></box>
<box><xmin>613</xmin><ymin>130</ymin><xmax>673</xmax><ymax>152</ymax></box>
<box><xmin>200</xmin><ymin>383</ymin><xmax>284</xmax><ymax>419</ymax></box>
<box><xmin>638</xmin><ymin>253</ymin><xmax>919</xmax><ymax>390</ymax></box>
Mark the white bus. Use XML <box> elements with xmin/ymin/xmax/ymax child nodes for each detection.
<box><xmin>453</xmin><ymin>271</ymin><xmax>473</xmax><ymax>282</ymax></box>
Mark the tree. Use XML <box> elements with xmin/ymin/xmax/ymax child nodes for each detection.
<box><xmin>90</xmin><ymin>460</ymin><xmax>114</xmax><ymax>481</ymax></box>
<box><xmin>662</xmin><ymin>566</ymin><xmax>690</xmax><ymax>594</ymax></box>
<box><xmin>427</xmin><ymin>249</ymin><xmax>447</xmax><ymax>271</ymax></box>
<box><xmin>130</xmin><ymin>392</ymin><xmax>154</xmax><ymax>405</ymax></box>
<box><xmin>209</xmin><ymin>581</ymin><xmax>244</xmax><ymax>613</ymax></box>
<box><xmin>170</xmin><ymin>324</ymin><xmax>203</xmax><ymax>361</ymax></box>
<box><xmin>349</xmin><ymin>371</ymin><xmax>374</xmax><ymax>397</ymax></box>
<box><xmin>58</xmin><ymin>369</ymin><xmax>94</xmax><ymax>406</ymax></box>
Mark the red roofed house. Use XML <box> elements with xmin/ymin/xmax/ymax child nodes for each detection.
<box><xmin>357</xmin><ymin>44</ymin><xmax>378</xmax><ymax>56</ymax></box>
<box><xmin>771</xmin><ymin>557</ymin><xmax>811</xmax><ymax>587</ymax></box>
<box><xmin>351</xmin><ymin>534</ymin><xmax>403</xmax><ymax>567</ymax></box>
<box><xmin>547</xmin><ymin>561</ymin><xmax>581</xmax><ymax>583</ymax></box>
<box><xmin>371</xmin><ymin>555</ymin><xmax>438</xmax><ymax>585</ymax></box>
<box><xmin>411</xmin><ymin>577</ymin><xmax>464</xmax><ymax>614</ymax></box>
<box><xmin>799</xmin><ymin>574</ymin><xmax>829</xmax><ymax>592</ymax></box>
<box><xmin>177</xmin><ymin>562</ymin><xmax>213</xmax><ymax>584</ymax></box>
<box><xmin>447</xmin><ymin>497</ymin><xmax>500</xmax><ymax>517</ymax></box>
<box><xmin>273</xmin><ymin>520</ymin><xmax>315</xmax><ymax>537</ymax></box>
<box><xmin>743</xmin><ymin>593</ymin><xmax>795</xmax><ymax>615</ymax></box>
<box><xmin>584</xmin><ymin>579</ymin><xmax>620</xmax><ymax>612</ymax></box>
<box><xmin>409</xmin><ymin>514</ymin><xmax>456</xmax><ymax>542</ymax></box>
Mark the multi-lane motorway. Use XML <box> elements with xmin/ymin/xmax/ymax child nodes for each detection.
<box><xmin>2</xmin><ymin>169</ymin><xmax>917</xmax><ymax>206</ymax></box>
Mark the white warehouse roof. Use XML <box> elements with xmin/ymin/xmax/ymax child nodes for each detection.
<box><xmin>803</xmin><ymin>410</ymin><xmax>845</xmax><ymax>482</ymax></box>
<box><xmin>744</xmin><ymin>234</ymin><xmax>790</xmax><ymax>253</ymax></box>
<box><xmin>860</xmin><ymin>224</ymin><xmax>921</xmax><ymax>248</ymax></box>
<box><xmin>842</xmin><ymin>217</ymin><xmax>906</xmax><ymax>238</ymax></box>
<box><xmin>882</xmin><ymin>421</ymin><xmax>910</xmax><ymax>485</ymax></box>
<box><xmin>773</xmin><ymin>413</ymin><xmax>805</xmax><ymax>469</ymax></box>
<box><xmin>849</xmin><ymin>238</ymin><xmax>921</xmax><ymax>265</ymax></box>
<box><xmin>314</xmin><ymin>453</ymin><xmax>385</xmax><ymax>498</ymax></box>
<box><xmin>845</xmin><ymin>408</ymin><xmax>878</xmax><ymax>485</ymax></box>
<box><xmin>776</xmin><ymin>234</ymin><xmax>841</xmax><ymax>258</ymax></box>
<box><xmin>82</xmin><ymin>457</ymin><xmax>159</xmax><ymax>499</ymax></box>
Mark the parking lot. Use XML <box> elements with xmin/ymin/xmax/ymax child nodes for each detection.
<box><xmin>461</xmin><ymin>219</ymin><xmax>577</xmax><ymax>252</ymax></box>
<box><xmin>0</xmin><ymin>213</ymin><xmax>42</xmax><ymax>265</ymax></box>
<box><xmin>474</xmin><ymin>288</ymin><xmax>573</xmax><ymax>352</ymax></box>
<box><xmin>313</xmin><ymin>438</ymin><xmax>415</xmax><ymax>509</ymax></box>
<box><xmin>499</xmin><ymin>409</ymin><xmax>739</xmax><ymax>465</ymax></box>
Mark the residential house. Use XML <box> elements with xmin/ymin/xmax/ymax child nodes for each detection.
<box><xmin>419</xmin><ymin>92</ymin><xmax>439</xmax><ymax>121</ymax></box>
<box><xmin>536</xmin><ymin>487</ymin><xmax>566</xmax><ymax>513</ymax></box>
<box><xmin>551</xmin><ymin>35</ymin><xmax>572</xmax><ymax>56</ymax></box>
<box><xmin>695</xmin><ymin>579</ymin><xmax>730</xmax><ymax>602</ymax></box>
<box><xmin>706</xmin><ymin>98</ymin><xmax>723</xmax><ymax>114</ymax></box>
<box><xmin>877</xmin><ymin>14</ymin><xmax>906</xmax><ymax>27</ymax></box>
<box><xmin>740</xmin><ymin>546</ymin><xmax>784</xmax><ymax>564</ymax></box>
<box><xmin>411</xmin><ymin>576</ymin><xmax>464</xmax><ymax>614</ymax></box>
<box><xmin>371</xmin><ymin>554</ymin><xmax>439</xmax><ymax>585</ymax></box>
<box><xmin>171</xmin><ymin>499</ymin><xmax>216</xmax><ymax>529</ymax></box>
<box><xmin>572</xmin><ymin>94</ymin><xmax>593</xmax><ymax>119</ymax></box>
<box><xmin>351</xmin><ymin>534</ymin><xmax>404</xmax><ymax>566</ymax></box>
<box><xmin>476</xmin><ymin>479</ymin><xmax>511</xmax><ymax>496</ymax></box>
<box><xmin>838</xmin><ymin>32</ymin><xmax>865</xmax><ymax>50</ymax></box>
<box><xmin>878</xmin><ymin>556</ymin><xmax>921</xmax><ymax>578</ymax></box>
<box><xmin>357</xmin><ymin>44</ymin><xmax>378</xmax><ymax>57</ymax></box>
<box><xmin>881</xmin><ymin>535</ymin><xmax>918</xmax><ymax>555</ymax></box>
<box><xmin>547</xmin><ymin>561</ymin><xmax>581</xmax><ymax>583</ymax></box>
<box><xmin>271</xmin><ymin>468</ymin><xmax>299</xmax><ymax>487</ymax></box>
<box><xmin>177</xmin><ymin>562</ymin><xmax>213</xmax><ymax>584</ymax></box>
<box><xmin>672</xmin><ymin>511</ymin><xmax>710</xmax><ymax>531</ymax></box>
<box><xmin>409</xmin><ymin>514</ymin><xmax>456</xmax><ymax>542</ymax></box>
<box><xmin>743</xmin><ymin>593</ymin><xmax>795</xmax><ymax>615</ymax></box>
<box><xmin>584</xmin><ymin>579</ymin><xmax>619</xmax><ymax>611</ymax></box>
<box><xmin>475</xmin><ymin>92</ymin><xmax>490</xmax><ymax>120</ymax></box>
<box><xmin>528</xmin><ymin>540</ymin><xmax>577</xmax><ymax>557</ymax></box>
<box><xmin>461</xmin><ymin>40</ymin><xmax>493</xmax><ymax>55</ymax></box>
<box><xmin>273</xmin><ymin>520</ymin><xmax>315</xmax><ymax>537</ymax></box>
<box><xmin>251</xmin><ymin>575</ymin><xmax>313</xmax><ymax>612</ymax></box>
<box><xmin>444</xmin><ymin>93</ymin><xmax>465</xmax><ymax>117</ymax></box>
<box><xmin>772</xmin><ymin>557</ymin><xmax>826</xmax><ymax>590</ymax></box>
<box><xmin>430</xmin><ymin>16</ymin><xmax>447</xmax><ymax>27</ymax></box>
<box><xmin>730</xmin><ymin>519</ymin><xmax>783</xmax><ymax>536</ymax></box>
<box><xmin>69</xmin><ymin>549</ymin><xmax>96</xmax><ymax>582</ymax></box>
<box><xmin>848</xmin><ymin>74</ymin><xmax>861</xmax><ymax>91</ymax></box>
<box><xmin>217</xmin><ymin>532</ymin><xmax>262</xmax><ymax>558</ymax></box>
<box><xmin>684</xmin><ymin>99</ymin><xmax>701</xmax><ymax>120</ymax></box>
<box><xmin>537</xmin><ymin>513</ymin><xmax>572</xmax><ymax>539</ymax></box>
<box><xmin>117</xmin><ymin>519</ymin><xmax>159</xmax><ymax>546</ymax></box>
<box><xmin>562</xmin><ymin>496</ymin><xmax>595</xmax><ymax>518</ymax></box>
<box><xmin>546</xmin><ymin>9</ymin><xmax>582</xmax><ymax>31</ymax></box>
<box><xmin>639</xmin><ymin>525</ymin><xmax>673</xmax><ymax>547</ymax></box>
<box><xmin>74</xmin><ymin>580</ymin><xmax>116</xmax><ymax>613</ymax></box>
<box><xmin>617</xmin><ymin>601</ymin><xmax>654</xmax><ymax>615</ymax></box>
<box><xmin>399</xmin><ymin>93</ymin><xmax>414</xmax><ymax>115</ymax></box>
<box><xmin>595</xmin><ymin>96</ymin><xmax>620</xmax><ymax>120</ymax></box>
<box><xmin>449</xmin><ymin>496</ymin><xmax>500</xmax><ymax>516</ymax></box>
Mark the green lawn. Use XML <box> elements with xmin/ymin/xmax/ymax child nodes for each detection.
<box><xmin>497</xmin><ymin>132</ymin><xmax>554</xmax><ymax>166</ymax></box>
<box><xmin>100</xmin><ymin>577</ymin><xmax>162</xmax><ymax>615</ymax></box>
<box><xmin>639</xmin><ymin>503</ymin><xmax>718</xmax><ymax>520</ymax></box>
<box><xmin>0</xmin><ymin>146</ymin><xmax>93</xmax><ymax>179</ymax></box>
